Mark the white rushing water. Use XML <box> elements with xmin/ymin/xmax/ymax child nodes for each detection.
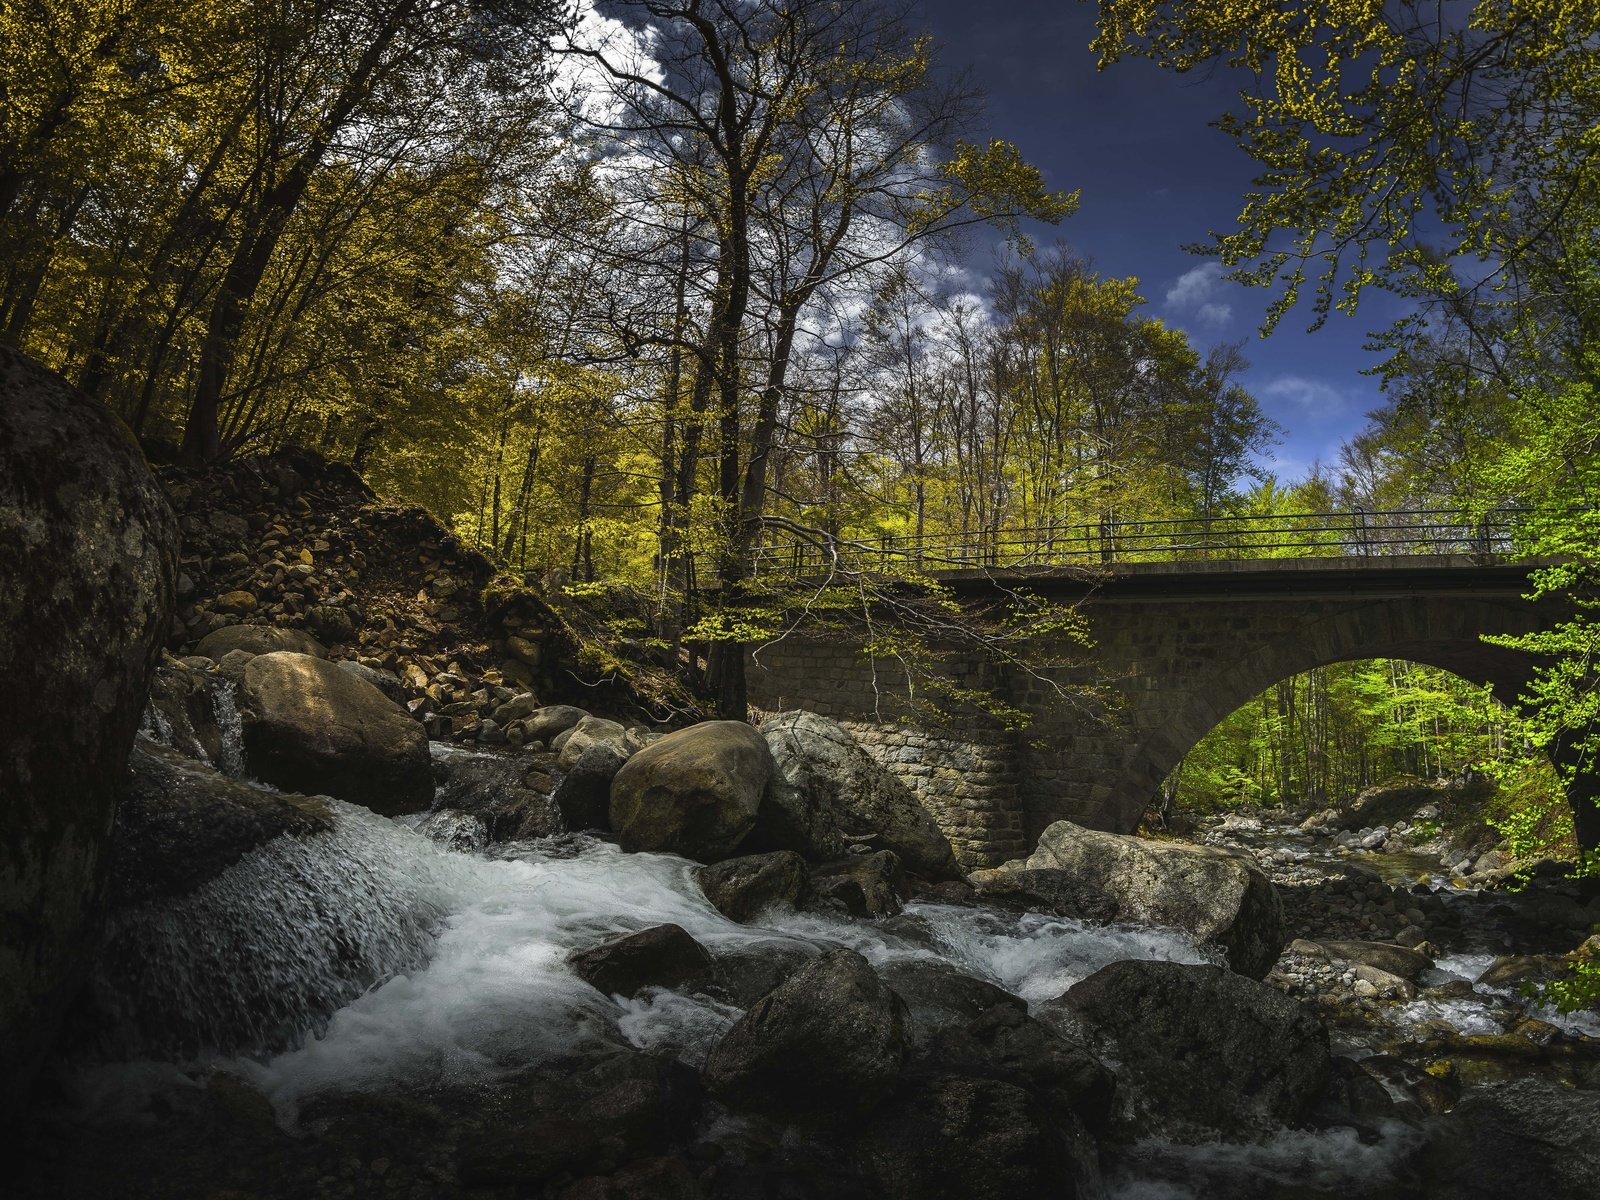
<box><xmin>80</xmin><ymin>795</ymin><xmax>1210</xmax><ymax>1123</ymax></box>
<box><xmin>1104</xmin><ymin>1120</ymin><xmax>1426</xmax><ymax>1200</ymax></box>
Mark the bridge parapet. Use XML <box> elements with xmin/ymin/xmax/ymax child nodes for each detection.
<box><xmin>740</xmin><ymin>508</ymin><xmax>1525</xmax><ymax>579</ymax></box>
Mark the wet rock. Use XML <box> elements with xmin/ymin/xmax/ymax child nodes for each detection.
<box><xmin>1476</xmin><ymin>954</ymin><xmax>1566</xmax><ymax>990</ymax></box>
<box><xmin>805</xmin><ymin>850</ymin><xmax>905</xmax><ymax>918</ymax></box>
<box><xmin>433</xmin><ymin>747</ymin><xmax>561</xmax><ymax>840</ymax></box>
<box><xmin>1419</xmin><ymin>1076</ymin><xmax>1600</xmax><ymax>1200</ymax></box>
<box><xmin>1040</xmin><ymin>959</ymin><xmax>1331</xmax><ymax>1138</ymax></box>
<box><xmin>552</xmin><ymin>742</ymin><xmax>630</xmax><ymax>831</ymax></box>
<box><xmin>458</xmin><ymin>1052</ymin><xmax>702</xmax><ymax>1187</ymax></box>
<box><xmin>919</xmin><ymin>1003</ymin><xmax>1114</xmax><ymax>1135</ymax></box>
<box><xmin>876</xmin><ymin>960</ymin><xmax>1026</xmax><ymax>1045</ymax></box>
<box><xmin>972</xmin><ymin>821</ymin><xmax>1285</xmax><ymax>978</ymax></box>
<box><xmin>194</xmin><ymin>623</ymin><xmax>327</xmax><ymax>660</ymax></box>
<box><xmin>0</xmin><ymin>344</ymin><xmax>177</xmax><ymax>1112</ymax></box>
<box><xmin>703</xmin><ymin>948</ymin><xmax>908</xmax><ymax>1122</ymax></box>
<box><xmin>569</xmin><ymin>924</ymin><xmax>714</xmax><ymax>998</ymax></box>
<box><xmin>703</xmin><ymin>939</ymin><xmax>819</xmax><ymax>1008</ymax></box>
<box><xmin>239</xmin><ymin>651</ymin><xmax>431</xmax><ymax>815</ymax></box>
<box><xmin>695</xmin><ymin>851</ymin><xmax>808</xmax><ymax>922</ymax></box>
<box><xmin>609</xmin><ymin>721</ymin><xmax>772</xmax><ymax>861</ymax></box>
<box><xmin>142</xmin><ymin>654</ymin><xmax>226</xmax><ymax>763</ymax></box>
<box><xmin>857</xmin><ymin>1074</ymin><xmax>1098</xmax><ymax>1200</ymax></box>
<box><xmin>111</xmin><ymin>741</ymin><xmax>331</xmax><ymax>906</ymax></box>
<box><xmin>756</xmin><ymin>711</ymin><xmax>962</xmax><ymax>880</ymax></box>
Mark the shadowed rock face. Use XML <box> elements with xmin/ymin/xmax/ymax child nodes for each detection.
<box><xmin>0</xmin><ymin>345</ymin><xmax>177</xmax><ymax>1113</ymax></box>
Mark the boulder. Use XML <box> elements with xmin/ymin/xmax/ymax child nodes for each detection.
<box><xmin>492</xmin><ymin>691</ymin><xmax>542</xmax><ymax>725</ymax></box>
<box><xmin>972</xmin><ymin>820</ymin><xmax>1284</xmax><ymax>978</ymax></box>
<box><xmin>552</xmin><ymin>741</ymin><xmax>630</xmax><ymax>831</ymax></box>
<box><xmin>568</xmin><ymin>925</ymin><xmax>714</xmax><ymax>997</ymax></box>
<box><xmin>1331</xmin><ymin>776</ymin><xmax>1437</xmax><ymax>831</ymax></box>
<box><xmin>111</xmin><ymin>741</ymin><xmax>331</xmax><ymax>907</ymax></box>
<box><xmin>1040</xmin><ymin>960</ymin><xmax>1330</xmax><ymax>1138</ymax></box>
<box><xmin>557</xmin><ymin>715</ymin><xmax>631</xmax><ymax>770</ymax></box>
<box><xmin>703</xmin><ymin>940</ymin><xmax>819</xmax><ymax>1008</ymax></box>
<box><xmin>0</xmin><ymin>345</ymin><xmax>177</xmax><ymax>1113</ymax></box>
<box><xmin>703</xmin><ymin>948</ymin><xmax>908</xmax><ymax>1121</ymax></box>
<box><xmin>858</xmin><ymin>1074</ymin><xmax>1098</xmax><ymax>1200</ymax></box>
<box><xmin>194</xmin><ymin>624</ymin><xmax>327</xmax><ymax>660</ymax></box>
<box><xmin>458</xmin><ymin>1051</ymin><xmax>702</xmax><ymax>1187</ymax></box>
<box><xmin>875</xmin><ymin>960</ymin><xmax>1026</xmax><ymax>1045</ymax></box>
<box><xmin>1315</xmin><ymin>939</ymin><xmax>1432</xmax><ymax>983</ymax></box>
<box><xmin>523</xmin><ymin>705</ymin><xmax>589</xmax><ymax>745</ymax></box>
<box><xmin>806</xmin><ymin>850</ymin><xmax>906</xmax><ymax>918</ymax></box>
<box><xmin>1476</xmin><ymin>954</ymin><xmax>1566</xmax><ymax>990</ymax></box>
<box><xmin>335</xmin><ymin>659</ymin><xmax>407</xmax><ymax>705</ymax></box>
<box><xmin>239</xmin><ymin>651</ymin><xmax>431</xmax><ymax>815</ymax></box>
<box><xmin>609</xmin><ymin>721</ymin><xmax>772</xmax><ymax>861</ymax></box>
<box><xmin>432</xmin><ymin>748</ymin><xmax>560</xmax><ymax>841</ymax></box>
<box><xmin>695</xmin><ymin>851</ymin><xmax>808</xmax><ymax>923</ymax></box>
<box><xmin>1418</xmin><ymin>1076</ymin><xmax>1600</xmax><ymax>1200</ymax></box>
<box><xmin>919</xmin><ymin>1002</ymin><xmax>1114</xmax><ymax>1135</ymax></box>
<box><xmin>757</xmin><ymin>711</ymin><xmax>961</xmax><ymax>880</ymax></box>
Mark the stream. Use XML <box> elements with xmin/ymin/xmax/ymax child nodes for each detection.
<box><xmin>38</xmin><ymin>745</ymin><xmax>1600</xmax><ymax>1198</ymax></box>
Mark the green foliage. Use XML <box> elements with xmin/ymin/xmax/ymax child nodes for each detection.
<box><xmin>1168</xmin><ymin>659</ymin><xmax>1564</xmax><ymax>832</ymax></box>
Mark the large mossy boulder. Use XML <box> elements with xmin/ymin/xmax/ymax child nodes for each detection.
<box><xmin>757</xmin><ymin>711</ymin><xmax>961</xmax><ymax>880</ymax></box>
<box><xmin>111</xmin><ymin>741</ymin><xmax>331</xmax><ymax>907</ymax></box>
<box><xmin>239</xmin><ymin>651</ymin><xmax>431</xmax><ymax>815</ymax></box>
<box><xmin>0</xmin><ymin>345</ymin><xmax>177</xmax><ymax>1113</ymax></box>
<box><xmin>972</xmin><ymin>820</ymin><xmax>1284</xmax><ymax>978</ymax></box>
<box><xmin>1039</xmin><ymin>960</ymin><xmax>1331</xmax><ymax>1139</ymax></box>
<box><xmin>608</xmin><ymin>720</ymin><xmax>772</xmax><ymax>861</ymax></box>
<box><xmin>703</xmin><ymin>948</ymin><xmax>908</xmax><ymax>1122</ymax></box>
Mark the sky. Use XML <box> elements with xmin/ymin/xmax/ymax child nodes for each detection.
<box><xmin>912</xmin><ymin>0</ymin><xmax>1409</xmax><ymax>485</ymax></box>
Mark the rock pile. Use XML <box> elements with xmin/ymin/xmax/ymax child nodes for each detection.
<box><xmin>159</xmin><ymin>448</ymin><xmax>667</xmax><ymax>745</ymax></box>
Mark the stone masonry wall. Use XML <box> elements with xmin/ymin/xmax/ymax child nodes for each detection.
<box><xmin>746</xmin><ymin>637</ymin><xmax>1027</xmax><ymax>870</ymax></box>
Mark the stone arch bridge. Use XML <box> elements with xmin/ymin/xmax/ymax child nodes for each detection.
<box><xmin>745</xmin><ymin>552</ymin><xmax>1586</xmax><ymax>871</ymax></box>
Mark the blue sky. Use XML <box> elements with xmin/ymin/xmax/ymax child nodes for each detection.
<box><xmin>914</xmin><ymin>0</ymin><xmax>1409</xmax><ymax>484</ymax></box>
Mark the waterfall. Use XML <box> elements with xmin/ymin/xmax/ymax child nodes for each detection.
<box><xmin>207</xmin><ymin>675</ymin><xmax>247</xmax><ymax>778</ymax></box>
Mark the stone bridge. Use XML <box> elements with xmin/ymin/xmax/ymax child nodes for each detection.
<box><xmin>745</xmin><ymin>555</ymin><xmax>1589</xmax><ymax>870</ymax></box>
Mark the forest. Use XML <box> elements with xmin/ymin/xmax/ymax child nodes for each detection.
<box><xmin>2</xmin><ymin>0</ymin><xmax>1596</xmax><ymax>833</ymax></box>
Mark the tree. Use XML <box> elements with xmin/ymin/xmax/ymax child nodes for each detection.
<box><xmin>1095</xmin><ymin>0</ymin><xmax>1600</xmax><ymax>852</ymax></box>
<box><xmin>562</xmin><ymin>0</ymin><xmax>1071</xmax><ymax>717</ymax></box>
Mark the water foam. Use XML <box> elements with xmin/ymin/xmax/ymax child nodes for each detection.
<box><xmin>82</xmin><ymin>797</ymin><xmax>1213</xmax><ymax>1120</ymax></box>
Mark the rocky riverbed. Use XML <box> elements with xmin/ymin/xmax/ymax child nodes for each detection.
<box><xmin>16</xmin><ymin>670</ymin><xmax>1600</xmax><ymax>1199</ymax></box>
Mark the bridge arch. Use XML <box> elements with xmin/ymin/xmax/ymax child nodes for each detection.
<box><xmin>746</xmin><ymin>556</ymin><xmax>1591</xmax><ymax>868</ymax></box>
<box><xmin>1121</xmin><ymin>594</ymin><xmax>1547</xmax><ymax>818</ymax></box>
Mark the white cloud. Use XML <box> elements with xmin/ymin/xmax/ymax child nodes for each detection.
<box><xmin>1163</xmin><ymin>263</ymin><xmax>1233</xmax><ymax>329</ymax></box>
<box><xmin>1260</xmin><ymin>375</ymin><xmax>1353</xmax><ymax>411</ymax></box>
<box><xmin>1165</xmin><ymin>262</ymin><xmax>1225</xmax><ymax>308</ymax></box>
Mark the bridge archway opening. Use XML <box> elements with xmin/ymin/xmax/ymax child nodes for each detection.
<box><xmin>1147</xmin><ymin>657</ymin><xmax>1572</xmax><ymax>858</ymax></box>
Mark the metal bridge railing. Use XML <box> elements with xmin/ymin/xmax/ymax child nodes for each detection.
<box><xmin>731</xmin><ymin>508</ymin><xmax>1526</xmax><ymax>579</ymax></box>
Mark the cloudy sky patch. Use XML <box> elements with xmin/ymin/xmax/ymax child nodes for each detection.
<box><xmin>1163</xmin><ymin>263</ymin><xmax>1233</xmax><ymax>329</ymax></box>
